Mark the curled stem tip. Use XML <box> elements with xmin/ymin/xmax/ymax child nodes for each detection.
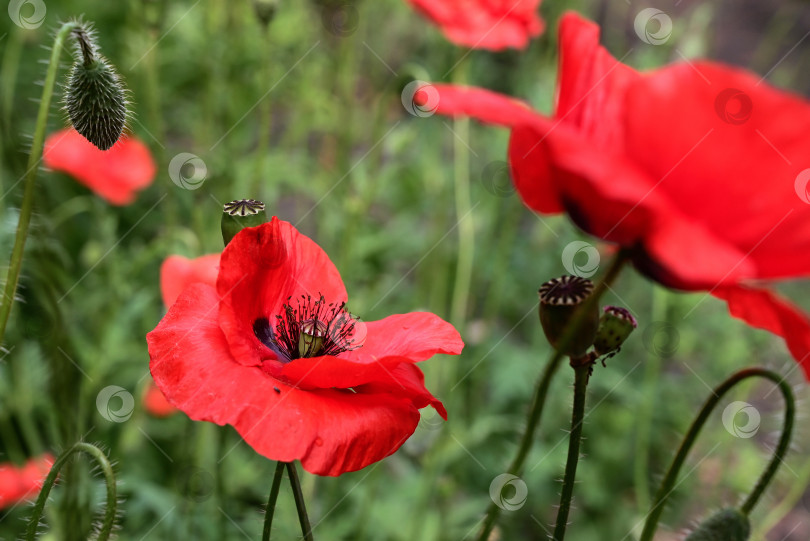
<box><xmin>25</xmin><ymin>442</ymin><xmax>117</xmax><ymax>541</ymax></box>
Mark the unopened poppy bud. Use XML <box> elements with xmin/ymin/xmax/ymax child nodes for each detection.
<box><xmin>299</xmin><ymin>319</ymin><xmax>327</xmax><ymax>357</ymax></box>
<box><xmin>593</xmin><ymin>306</ymin><xmax>637</xmax><ymax>356</ymax></box>
<box><xmin>538</xmin><ymin>275</ymin><xmax>599</xmax><ymax>358</ymax></box>
<box><xmin>685</xmin><ymin>508</ymin><xmax>750</xmax><ymax>541</ymax></box>
<box><xmin>64</xmin><ymin>26</ymin><xmax>127</xmax><ymax>151</ymax></box>
<box><xmin>252</xmin><ymin>0</ymin><xmax>278</xmax><ymax>27</ymax></box>
<box><xmin>221</xmin><ymin>199</ymin><xmax>267</xmax><ymax>246</ymax></box>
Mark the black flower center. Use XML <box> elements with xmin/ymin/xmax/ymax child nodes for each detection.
<box><xmin>253</xmin><ymin>294</ymin><xmax>361</xmax><ymax>363</ymax></box>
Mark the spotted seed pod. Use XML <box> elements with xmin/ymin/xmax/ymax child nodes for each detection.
<box><xmin>63</xmin><ymin>25</ymin><xmax>127</xmax><ymax>151</ymax></box>
<box><xmin>685</xmin><ymin>508</ymin><xmax>750</xmax><ymax>541</ymax></box>
<box><xmin>593</xmin><ymin>306</ymin><xmax>637</xmax><ymax>356</ymax></box>
<box><xmin>538</xmin><ymin>275</ymin><xmax>599</xmax><ymax>358</ymax></box>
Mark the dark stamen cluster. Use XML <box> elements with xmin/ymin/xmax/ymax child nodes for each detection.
<box><xmin>254</xmin><ymin>294</ymin><xmax>361</xmax><ymax>362</ymax></box>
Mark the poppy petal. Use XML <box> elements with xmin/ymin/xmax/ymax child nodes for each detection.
<box><xmin>713</xmin><ymin>285</ymin><xmax>810</xmax><ymax>377</ymax></box>
<box><xmin>160</xmin><ymin>254</ymin><xmax>220</xmax><ymax>308</ymax></box>
<box><xmin>43</xmin><ymin>129</ymin><xmax>156</xmax><ymax>205</ymax></box>
<box><xmin>148</xmin><ymin>283</ymin><xmax>424</xmax><ymax>475</ymax></box>
<box><xmin>339</xmin><ymin>312</ymin><xmax>464</xmax><ymax>364</ymax></box>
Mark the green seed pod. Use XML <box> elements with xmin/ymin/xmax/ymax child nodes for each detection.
<box><xmin>221</xmin><ymin>199</ymin><xmax>268</xmax><ymax>246</ymax></box>
<box><xmin>685</xmin><ymin>508</ymin><xmax>750</xmax><ymax>541</ymax></box>
<box><xmin>63</xmin><ymin>26</ymin><xmax>127</xmax><ymax>151</ymax></box>
<box><xmin>538</xmin><ymin>275</ymin><xmax>599</xmax><ymax>358</ymax></box>
<box><xmin>593</xmin><ymin>306</ymin><xmax>638</xmax><ymax>356</ymax></box>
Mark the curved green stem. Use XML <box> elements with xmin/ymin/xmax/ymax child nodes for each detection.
<box><xmin>261</xmin><ymin>461</ymin><xmax>286</xmax><ymax>541</ymax></box>
<box><xmin>475</xmin><ymin>251</ymin><xmax>628</xmax><ymax>541</ymax></box>
<box><xmin>0</xmin><ymin>21</ymin><xmax>80</xmax><ymax>345</ymax></box>
<box><xmin>25</xmin><ymin>442</ymin><xmax>117</xmax><ymax>541</ymax></box>
<box><xmin>640</xmin><ymin>367</ymin><xmax>795</xmax><ymax>541</ymax></box>
<box><xmin>552</xmin><ymin>363</ymin><xmax>591</xmax><ymax>540</ymax></box>
<box><xmin>286</xmin><ymin>462</ymin><xmax>314</xmax><ymax>541</ymax></box>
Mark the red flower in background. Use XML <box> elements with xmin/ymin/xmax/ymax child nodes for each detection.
<box><xmin>147</xmin><ymin>218</ymin><xmax>463</xmax><ymax>475</ymax></box>
<box><xmin>428</xmin><ymin>13</ymin><xmax>810</xmax><ymax>375</ymax></box>
<box><xmin>407</xmin><ymin>0</ymin><xmax>544</xmax><ymax>51</ymax></box>
<box><xmin>144</xmin><ymin>253</ymin><xmax>221</xmax><ymax>417</ymax></box>
<box><xmin>0</xmin><ymin>454</ymin><xmax>54</xmax><ymax>509</ymax></box>
<box><xmin>44</xmin><ymin>128</ymin><xmax>156</xmax><ymax>205</ymax></box>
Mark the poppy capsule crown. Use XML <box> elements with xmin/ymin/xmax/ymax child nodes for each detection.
<box><xmin>538</xmin><ymin>275</ymin><xmax>599</xmax><ymax>358</ymax></box>
<box><xmin>221</xmin><ymin>199</ymin><xmax>267</xmax><ymax>245</ymax></box>
<box><xmin>63</xmin><ymin>24</ymin><xmax>127</xmax><ymax>151</ymax></box>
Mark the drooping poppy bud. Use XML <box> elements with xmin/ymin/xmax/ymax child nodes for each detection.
<box><xmin>221</xmin><ymin>199</ymin><xmax>267</xmax><ymax>246</ymax></box>
<box><xmin>538</xmin><ymin>275</ymin><xmax>599</xmax><ymax>357</ymax></box>
<box><xmin>685</xmin><ymin>508</ymin><xmax>750</xmax><ymax>541</ymax></box>
<box><xmin>252</xmin><ymin>0</ymin><xmax>277</xmax><ymax>28</ymax></box>
<box><xmin>63</xmin><ymin>25</ymin><xmax>128</xmax><ymax>151</ymax></box>
<box><xmin>593</xmin><ymin>306</ymin><xmax>637</xmax><ymax>356</ymax></box>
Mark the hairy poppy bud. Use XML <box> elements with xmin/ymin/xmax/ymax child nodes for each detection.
<box><xmin>593</xmin><ymin>306</ymin><xmax>637</xmax><ymax>356</ymax></box>
<box><xmin>221</xmin><ymin>199</ymin><xmax>268</xmax><ymax>246</ymax></box>
<box><xmin>538</xmin><ymin>275</ymin><xmax>599</xmax><ymax>357</ymax></box>
<box><xmin>685</xmin><ymin>508</ymin><xmax>750</xmax><ymax>541</ymax></box>
<box><xmin>63</xmin><ymin>26</ymin><xmax>127</xmax><ymax>151</ymax></box>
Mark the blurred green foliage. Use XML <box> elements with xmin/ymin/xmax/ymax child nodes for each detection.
<box><xmin>0</xmin><ymin>0</ymin><xmax>808</xmax><ymax>539</ymax></box>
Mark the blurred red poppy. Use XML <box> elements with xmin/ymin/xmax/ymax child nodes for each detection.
<box><xmin>406</xmin><ymin>0</ymin><xmax>544</xmax><ymax>51</ymax></box>
<box><xmin>0</xmin><ymin>454</ymin><xmax>54</xmax><ymax>509</ymax></box>
<box><xmin>144</xmin><ymin>253</ymin><xmax>221</xmax><ymax>417</ymax></box>
<box><xmin>147</xmin><ymin>218</ymin><xmax>463</xmax><ymax>475</ymax></box>
<box><xmin>428</xmin><ymin>12</ymin><xmax>810</xmax><ymax>375</ymax></box>
<box><xmin>43</xmin><ymin>128</ymin><xmax>156</xmax><ymax>205</ymax></box>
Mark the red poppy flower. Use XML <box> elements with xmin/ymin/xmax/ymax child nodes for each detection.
<box><xmin>426</xmin><ymin>12</ymin><xmax>810</xmax><ymax>375</ymax></box>
<box><xmin>147</xmin><ymin>218</ymin><xmax>463</xmax><ymax>475</ymax></box>
<box><xmin>406</xmin><ymin>0</ymin><xmax>544</xmax><ymax>51</ymax></box>
<box><xmin>0</xmin><ymin>454</ymin><xmax>54</xmax><ymax>509</ymax></box>
<box><xmin>43</xmin><ymin>128</ymin><xmax>156</xmax><ymax>205</ymax></box>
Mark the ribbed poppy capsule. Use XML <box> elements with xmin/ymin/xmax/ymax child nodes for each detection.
<box><xmin>685</xmin><ymin>508</ymin><xmax>750</xmax><ymax>541</ymax></box>
<box><xmin>593</xmin><ymin>306</ymin><xmax>637</xmax><ymax>356</ymax></box>
<box><xmin>538</xmin><ymin>275</ymin><xmax>599</xmax><ymax>357</ymax></box>
<box><xmin>221</xmin><ymin>199</ymin><xmax>267</xmax><ymax>246</ymax></box>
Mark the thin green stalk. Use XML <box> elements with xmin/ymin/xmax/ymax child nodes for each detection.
<box><xmin>261</xmin><ymin>461</ymin><xmax>286</xmax><ymax>541</ymax></box>
<box><xmin>753</xmin><ymin>454</ymin><xmax>810</xmax><ymax>539</ymax></box>
<box><xmin>640</xmin><ymin>367</ymin><xmax>795</xmax><ymax>541</ymax></box>
<box><xmin>552</xmin><ymin>363</ymin><xmax>591</xmax><ymax>540</ymax></box>
<box><xmin>25</xmin><ymin>442</ymin><xmax>117</xmax><ymax>541</ymax></box>
<box><xmin>633</xmin><ymin>285</ymin><xmax>668</xmax><ymax>512</ymax></box>
<box><xmin>449</xmin><ymin>53</ymin><xmax>473</xmax><ymax>329</ymax></box>
<box><xmin>286</xmin><ymin>461</ymin><xmax>314</xmax><ymax>541</ymax></box>
<box><xmin>476</xmin><ymin>251</ymin><xmax>628</xmax><ymax>541</ymax></box>
<box><xmin>0</xmin><ymin>21</ymin><xmax>80</xmax><ymax>346</ymax></box>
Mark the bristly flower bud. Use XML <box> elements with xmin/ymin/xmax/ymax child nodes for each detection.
<box><xmin>685</xmin><ymin>508</ymin><xmax>750</xmax><ymax>541</ymax></box>
<box><xmin>593</xmin><ymin>306</ymin><xmax>637</xmax><ymax>356</ymax></box>
<box><xmin>63</xmin><ymin>24</ymin><xmax>128</xmax><ymax>151</ymax></box>
<box><xmin>221</xmin><ymin>199</ymin><xmax>268</xmax><ymax>246</ymax></box>
<box><xmin>538</xmin><ymin>275</ymin><xmax>599</xmax><ymax>358</ymax></box>
<box><xmin>252</xmin><ymin>0</ymin><xmax>278</xmax><ymax>28</ymax></box>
